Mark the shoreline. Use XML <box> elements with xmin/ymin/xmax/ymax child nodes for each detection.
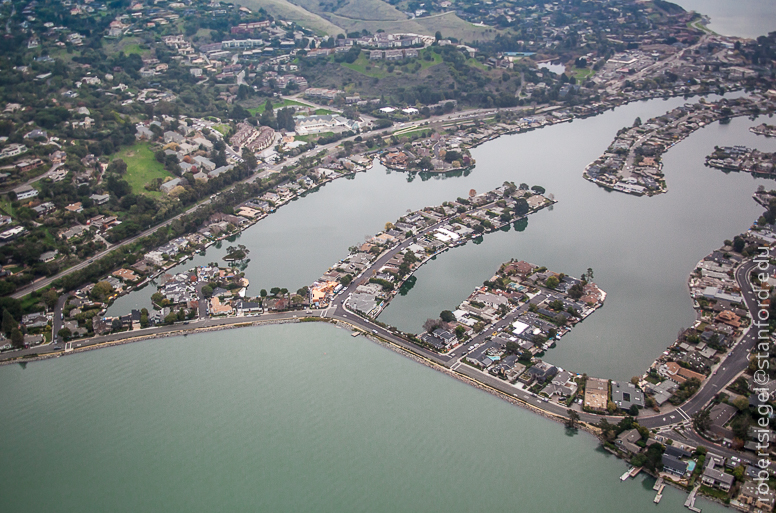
<box><xmin>0</xmin><ymin>313</ymin><xmax>600</xmax><ymax>440</ymax></box>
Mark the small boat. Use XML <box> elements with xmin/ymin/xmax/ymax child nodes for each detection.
<box><xmin>620</xmin><ymin>468</ymin><xmax>632</xmax><ymax>481</ymax></box>
<box><xmin>351</xmin><ymin>332</ymin><xmax>359</xmax><ymax>337</ymax></box>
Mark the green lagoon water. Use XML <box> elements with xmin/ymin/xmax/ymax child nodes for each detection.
<box><xmin>0</xmin><ymin>323</ymin><xmax>726</xmax><ymax>512</ymax></box>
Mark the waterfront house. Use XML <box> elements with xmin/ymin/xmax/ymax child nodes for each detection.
<box><xmin>737</xmin><ymin>480</ymin><xmax>776</xmax><ymax>510</ymax></box>
<box><xmin>234</xmin><ymin>300</ymin><xmax>261</xmax><ymax>315</ymax></box>
<box><xmin>525</xmin><ymin>360</ymin><xmax>557</xmax><ymax>383</ymax></box>
<box><xmin>701</xmin><ymin>460</ymin><xmax>735</xmax><ymax>491</ymax></box>
<box><xmin>542</xmin><ymin>370</ymin><xmax>577</xmax><ymax>398</ymax></box>
<box><xmin>615</xmin><ymin>429</ymin><xmax>642</xmax><ymax>455</ymax></box>
<box><xmin>662</xmin><ymin>454</ymin><xmax>688</xmax><ymax>478</ymax></box>
<box><xmin>209</xmin><ymin>296</ymin><xmax>232</xmax><ymax>316</ymax></box>
<box><xmin>611</xmin><ymin>381</ymin><xmax>645</xmax><ymax>411</ymax></box>
<box><xmin>584</xmin><ymin>377</ymin><xmax>609</xmax><ymax>411</ymax></box>
<box><xmin>660</xmin><ymin>362</ymin><xmax>705</xmax><ymax>384</ymax></box>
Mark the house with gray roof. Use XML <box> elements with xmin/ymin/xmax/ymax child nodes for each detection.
<box><xmin>611</xmin><ymin>381</ymin><xmax>645</xmax><ymax>411</ymax></box>
<box><xmin>662</xmin><ymin>454</ymin><xmax>688</xmax><ymax>477</ymax></box>
<box><xmin>160</xmin><ymin>177</ymin><xmax>183</xmax><ymax>194</ymax></box>
<box><xmin>615</xmin><ymin>428</ymin><xmax>642</xmax><ymax>455</ymax></box>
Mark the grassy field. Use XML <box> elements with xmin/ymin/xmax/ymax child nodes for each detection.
<box><xmin>111</xmin><ymin>143</ymin><xmax>173</xmax><ymax>198</ymax></box>
<box><xmin>212</xmin><ymin>124</ymin><xmax>230</xmax><ymax>135</ymax></box>
<box><xmin>573</xmin><ymin>68</ymin><xmax>595</xmax><ymax>80</ymax></box>
<box><xmin>121</xmin><ymin>43</ymin><xmax>148</xmax><ymax>55</ymax></box>
<box><xmin>248</xmin><ymin>99</ymin><xmax>307</xmax><ymax>115</ymax></box>
<box><xmin>466</xmin><ymin>57</ymin><xmax>489</xmax><ymax>71</ymax></box>
<box><xmin>0</xmin><ymin>196</ymin><xmax>16</xmax><ymax>219</ymax></box>
<box><xmin>342</xmin><ymin>49</ymin><xmax>442</xmax><ymax>78</ymax></box>
<box><xmin>294</xmin><ymin>131</ymin><xmax>335</xmax><ymax>142</ymax></box>
<box><xmin>234</xmin><ymin>0</ymin><xmax>497</xmax><ymax>42</ymax></box>
<box><xmin>235</xmin><ymin>0</ymin><xmax>343</xmax><ymax>35</ymax></box>
<box><xmin>328</xmin><ymin>11</ymin><xmax>497</xmax><ymax>43</ymax></box>
<box><xmin>314</xmin><ymin>109</ymin><xmax>335</xmax><ymax>115</ymax></box>
<box><xmin>305</xmin><ymin>0</ymin><xmax>406</xmax><ymax>22</ymax></box>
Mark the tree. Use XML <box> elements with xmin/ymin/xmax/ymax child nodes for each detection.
<box><xmin>2</xmin><ymin>309</ymin><xmax>17</xmax><ymax>336</ymax></box>
<box><xmin>242</xmin><ymin>147</ymin><xmax>257</xmax><ymax>170</ymax></box>
<box><xmin>423</xmin><ymin>318</ymin><xmax>440</xmax><ymax>333</ymax></box>
<box><xmin>732</xmin><ymin>396</ymin><xmax>750</xmax><ymax>411</ymax></box>
<box><xmin>43</xmin><ymin>289</ymin><xmax>59</xmax><ymax>309</ymax></box>
<box><xmin>633</xmin><ymin>117</ymin><xmax>642</xmax><ymax>127</ymax></box>
<box><xmin>435</xmin><ymin>31</ymin><xmax>442</xmax><ymax>42</ymax></box>
<box><xmin>10</xmin><ymin>328</ymin><xmax>24</xmax><ymax>348</ymax></box>
<box><xmin>733</xmin><ymin>235</ymin><xmax>746</xmax><ymax>253</ymax></box>
<box><xmin>693</xmin><ymin>408</ymin><xmax>711</xmax><ymax>432</ymax></box>
<box><xmin>628</xmin><ymin>404</ymin><xmax>640</xmax><ymax>416</ymax></box>
<box><xmin>111</xmin><ymin>318</ymin><xmax>123</xmax><ymax>332</ymax></box>
<box><xmin>91</xmin><ymin>281</ymin><xmax>114</xmax><ymax>301</ymax></box>
<box><xmin>201</xmin><ymin>285</ymin><xmax>213</xmax><ymax>298</ymax></box>
<box><xmin>545</xmin><ymin>276</ymin><xmax>559</xmax><ymax>289</ymax></box>
<box><xmin>58</xmin><ymin>327</ymin><xmax>72</xmax><ymax>340</ymax></box>
<box><xmin>440</xmin><ymin>310</ymin><xmax>455</xmax><ymax>323</ymax></box>
<box><xmin>566</xmin><ymin>409</ymin><xmax>580</xmax><ymax>429</ymax></box>
<box><xmin>607</xmin><ymin>400</ymin><xmax>617</xmax><ymax>414</ymax></box>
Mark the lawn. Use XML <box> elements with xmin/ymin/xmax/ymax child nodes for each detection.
<box><xmin>573</xmin><ymin>68</ymin><xmax>595</xmax><ymax>80</ymax></box>
<box><xmin>294</xmin><ymin>131</ymin><xmax>335</xmax><ymax>143</ymax></box>
<box><xmin>212</xmin><ymin>124</ymin><xmax>230</xmax><ymax>136</ymax></box>
<box><xmin>314</xmin><ymin>109</ymin><xmax>335</xmax><ymax>115</ymax></box>
<box><xmin>466</xmin><ymin>57</ymin><xmax>489</xmax><ymax>71</ymax></box>
<box><xmin>122</xmin><ymin>43</ymin><xmax>148</xmax><ymax>55</ymax></box>
<box><xmin>341</xmin><ymin>54</ymin><xmax>389</xmax><ymax>78</ymax></box>
<box><xmin>342</xmin><ymin>49</ymin><xmax>442</xmax><ymax>78</ymax></box>
<box><xmin>111</xmin><ymin>143</ymin><xmax>173</xmax><ymax>197</ymax></box>
<box><xmin>0</xmin><ymin>196</ymin><xmax>17</xmax><ymax>219</ymax></box>
<box><xmin>248</xmin><ymin>99</ymin><xmax>307</xmax><ymax>115</ymax></box>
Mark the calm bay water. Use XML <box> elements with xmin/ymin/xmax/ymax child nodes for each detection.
<box><xmin>109</xmin><ymin>95</ymin><xmax>776</xmax><ymax>383</ymax></box>
<box><xmin>0</xmin><ymin>324</ymin><xmax>727</xmax><ymax>512</ymax></box>
<box><xmin>675</xmin><ymin>0</ymin><xmax>776</xmax><ymax>39</ymax></box>
<box><xmin>382</xmin><ymin>111</ymin><xmax>776</xmax><ymax>381</ymax></box>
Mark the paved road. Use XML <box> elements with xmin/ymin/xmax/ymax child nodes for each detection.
<box><xmin>51</xmin><ymin>293</ymin><xmax>67</xmax><ymax>345</ymax></box>
<box><xmin>0</xmin><ymin>309</ymin><xmax>316</xmax><ymax>361</ymax></box>
<box><xmin>638</xmin><ymin>258</ymin><xmax>764</xmax><ymax>429</ymax></box>
<box><xmin>11</xmin><ymin>200</ymin><xmax>211</xmax><ymax>298</ymax></box>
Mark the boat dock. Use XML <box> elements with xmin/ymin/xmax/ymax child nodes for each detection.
<box><xmin>653</xmin><ymin>480</ymin><xmax>665</xmax><ymax>504</ymax></box>
<box><xmin>685</xmin><ymin>485</ymin><xmax>702</xmax><ymax>512</ymax></box>
<box><xmin>630</xmin><ymin>466</ymin><xmax>642</xmax><ymax>478</ymax></box>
